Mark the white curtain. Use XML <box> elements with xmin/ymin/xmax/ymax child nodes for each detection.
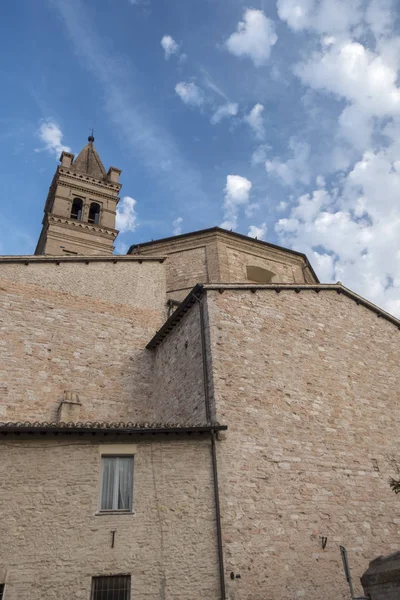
<box><xmin>101</xmin><ymin>457</ymin><xmax>116</xmax><ymax>510</ymax></box>
<box><xmin>101</xmin><ymin>456</ymin><xmax>133</xmax><ymax>511</ymax></box>
<box><xmin>117</xmin><ymin>457</ymin><xmax>133</xmax><ymax>510</ymax></box>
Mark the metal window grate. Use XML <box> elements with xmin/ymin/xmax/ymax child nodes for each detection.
<box><xmin>0</xmin><ymin>584</ymin><xmax>4</xmax><ymax>600</ymax></box>
<box><xmin>91</xmin><ymin>575</ymin><xmax>131</xmax><ymax>600</ymax></box>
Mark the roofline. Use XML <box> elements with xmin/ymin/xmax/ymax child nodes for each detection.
<box><xmin>0</xmin><ymin>422</ymin><xmax>227</xmax><ymax>437</ymax></box>
<box><xmin>128</xmin><ymin>226</ymin><xmax>319</xmax><ymax>283</ymax></box>
<box><xmin>0</xmin><ymin>255</ymin><xmax>166</xmax><ymax>265</ymax></box>
<box><xmin>146</xmin><ymin>283</ymin><xmax>400</xmax><ymax>349</ymax></box>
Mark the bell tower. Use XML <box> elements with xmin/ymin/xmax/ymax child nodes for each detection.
<box><xmin>35</xmin><ymin>135</ymin><xmax>122</xmax><ymax>256</ymax></box>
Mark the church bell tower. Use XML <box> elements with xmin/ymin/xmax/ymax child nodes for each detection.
<box><xmin>35</xmin><ymin>135</ymin><xmax>122</xmax><ymax>256</ymax></box>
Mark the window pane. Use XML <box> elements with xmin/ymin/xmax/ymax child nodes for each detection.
<box><xmin>101</xmin><ymin>457</ymin><xmax>116</xmax><ymax>510</ymax></box>
<box><xmin>92</xmin><ymin>576</ymin><xmax>130</xmax><ymax>600</ymax></box>
<box><xmin>117</xmin><ymin>457</ymin><xmax>133</xmax><ymax>511</ymax></box>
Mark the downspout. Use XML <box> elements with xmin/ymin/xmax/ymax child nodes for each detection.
<box><xmin>194</xmin><ymin>293</ymin><xmax>226</xmax><ymax>600</ymax></box>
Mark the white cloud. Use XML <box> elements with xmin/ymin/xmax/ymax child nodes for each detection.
<box><xmin>221</xmin><ymin>175</ymin><xmax>252</xmax><ymax>230</ymax></box>
<box><xmin>175</xmin><ymin>82</ymin><xmax>204</xmax><ymax>107</ymax></box>
<box><xmin>295</xmin><ymin>41</ymin><xmax>400</xmax><ymax>119</ymax></box>
<box><xmin>211</xmin><ymin>102</ymin><xmax>238</xmax><ymax>125</ymax></box>
<box><xmin>277</xmin><ymin>0</ymin><xmax>363</xmax><ymax>35</ymax></box>
<box><xmin>270</xmin><ymin>0</ymin><xmax>400</xmax><ymax>315</ymax></box>
<box><xmin>251</xmin><ymin>144</ymin><xmax>270</xmax><ymax>165</ymax></box>
<box><xmin>248</xmin><ymin>223</ymin><xmax>267</xmax><ymax>239</ymax></box>
<box><xmin>116</xmin><ymin>196</ymin><xmax>137</xmax><ymax>233</ymax></box>
<box><xmin>244</xmin><ymin>103</ymin><xmax>265</xmax><ymax>139</ymax></box>
<box><xmin>275</xmin><ymin>149</ymin><xmax>400</xmax><ymax>316</ymax></box>
<box><xmin>37</xmin><ymin>120</ymin><xmax>71</xmax><ymax>157</ymax></box>
<box><xmin>172</xmin><ymin>216</ymin><xmax>183</xmax><ymax>235</ymax></box>
<box><xmin>161</xmin><ymin>35</ymin><xmax>179</xmax><ymax>60</ymax></box>
<box><xmin>225</xmin><ymin>9</ymin><xmax>278</xmax><ymax>67</ymax></box>
<box><xmin>266</xmin><ymin>138</ymin><xmax>311</xmax><ymax>187</ymax></box>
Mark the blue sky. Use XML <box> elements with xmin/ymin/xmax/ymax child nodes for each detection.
<box><xmin>1</xmin><ymin>0</ymin><xmax>400</xmax><ymax>315</ymax></box>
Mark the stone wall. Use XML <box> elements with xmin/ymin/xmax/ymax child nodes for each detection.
<box><xmin>130</xmin><ymin>229</ymin><xmax>317</xmax><ymax>302</ymax></box>
<box><xmin>205</xmin><ymin>288</ymin><xmax>400</xmax><ymax>600</ymax></box>
<box><xmin>150</xmin><ymin>300</ymin><xmax>208</xmax><ymax>424</ymax></box>
<box><xmin>0</xmin><ymin>258</ymin><xmax>166</xmax><ymax>423</ymax></box>
<box><xmin>361</xmin><ymin>551</ymin><xmax>400</xmax><ymax>599</ymax></box>
<box><xmin>0</xmin><ymin>436</ymin><xmax>219</xmax><ymax>600</ymax></box>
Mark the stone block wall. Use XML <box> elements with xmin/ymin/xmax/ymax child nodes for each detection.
<box><xmin>361</xmin><ymin>551</ymin><xmax>400</xmax><ymax>599</ymax></box>
<box><xmin>130</xmin><ymin>229</ymin><xmax>317</xmax><ymax>302</ymax></box>
<box><xmin>150</xmin><ymin>300</ymin><xmax>208</xmax><ymax>424</ymax></box>
<box><xmin>0</xmin><ymin>436</ymin><xmax>219</xmax><ymax>600</ymax></box>
<box><xmin>0</xmin><ymin>258</ymin><xmax>166</xmax><ymax>423</ymax></box>
<box><xmin>205</xmin><ymin>288</ymin><xmax>400</xmax><ymax>600</ymax></box>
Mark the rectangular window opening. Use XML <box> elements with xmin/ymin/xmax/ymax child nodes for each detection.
<box><xmin>0</xmin><ymin>584</ymin><xmax>4</xmax><ymax>600</ymax></box>
<box><xmin>91</xmin><ymin>575</ymin><xmax>131</xmax><ymax>600</ymax></box>
<box><xmin>100</xmin><ymin>455</ymin><xmax>134</xmax><ymax>512</ymax></box>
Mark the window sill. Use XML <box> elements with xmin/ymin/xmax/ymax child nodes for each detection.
<box><xmin>95</xmin><ymin>511</ymin><xmax>135</xmax><ymax>516</ymax></box>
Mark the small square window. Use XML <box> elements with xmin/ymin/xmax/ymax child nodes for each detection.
<box><xmin>91</xmin><ymin>575</ymin><xmax>131</xmax><ymax>600</ymax></box>
<box><xmin>0</xmin><ymin>584</ymin><xmax>4</xmax><ymax>600</ymax></box>
<box><xmin>100</xmin><ymin>456</ymin><xmax>134</xmax><ymax>512</ymax></box>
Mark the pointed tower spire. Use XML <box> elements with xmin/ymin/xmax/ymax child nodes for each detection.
<box><xmin>72</xmin><ymin>134</ymin><xmax>107</xmax><ymax>179</ymax></box>
<box><xmin>35</xmin><ymin>134</ymin><xmax>122</xmax><ymax>256</ymax></box>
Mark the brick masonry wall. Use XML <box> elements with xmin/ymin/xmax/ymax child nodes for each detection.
<box><xmin>206</xmin><ymin>288</ymin><xmax>400</xmax><ymax>600</ymax></box>
<box><xmin>151</xmin><ymin>301</ymin><xmax>207</xmax><ymax>424</ymax></box>
<box><xmin>0</xmin><ymin>437</ymin><xmax>219</xmax><ymax>600</ymax></box>
<box><xmin>0</xmin><ymin>261</ymin><xmax>166</xmax><ymax>423</ymax></box>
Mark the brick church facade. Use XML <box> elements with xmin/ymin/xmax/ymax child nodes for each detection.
<box><xmin>0</xmin><ymin>137</ymin><xmax>399</xmax><ymax>599</ymax></box>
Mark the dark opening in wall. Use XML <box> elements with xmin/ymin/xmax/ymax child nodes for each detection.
<box><xmin>70</xmin><ymin>198</ymin><xmax>83</xmax><ymax>220</ymax></box>
<box><xmin>88</xmin><ymin>202</ymin><xmax>101</xmax><ymax>224</ymax></box>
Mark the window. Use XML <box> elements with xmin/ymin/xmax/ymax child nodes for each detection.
<box><xmin>100</xmin><ymin>456</ymin><xmax>133</xmax><ymax>512</ymax></box>
<box><xmin>0</xmin><ymin>584</ymin><xmax>4</xmax><ymax>600</ymax></box>
<box><xmin>88</xmin><ymin>202</ymin><xmax>101</xmax><ymax>224</ymax></box>
<box><xmin>70</xmin><ymin>198</ymin><xmax>83</xmax><ymax>220</ymax></box>
<box><xmin>246</xmin><ymin>265</ymin><xmax>276</xmax><ymax>283</ymax></box>
<box><xmin>91</xmin><ymin>575</ymin><xmax>130</xmax><ymax>600</ymax></box>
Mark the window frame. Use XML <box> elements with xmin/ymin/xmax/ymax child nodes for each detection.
<box><xmin>99</xmin><ymin>454</ymin><xmax>134</xmax><ymax>513</ymax></box>
<box><xmin>91</xmin><ymin>575</ymin><xmax>131</xmax><ymax>600</ymax></box>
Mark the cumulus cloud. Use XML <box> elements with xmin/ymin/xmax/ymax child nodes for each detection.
<box><xmin>266</xmin><ymin>138</ymin><xmax>311</xmax><ymax>187</ymax></box>
<box><xmin>248</xmin><ymin>223</ymin><xmax>267</xmax><ymax>239</ymax></box>
<box><xmin>161</xmin><ymin>35</ymin><xmax>179</xmax><ymax>60</ymax></box>
<box><xmin>175</xmin><ymin>82</ymin><xmax>204</xmax><ymax>107</ymax></box>
<box><xmin>116</xmin><ymin>196</ymin><xmax>137</xmax><ymax>233</ymax></box>
<box><xmin>244</xmin><ymin>103</ymin><xmax>265</xmax><ymax>139</ymax></box>
<box><xmin>277</xmin><ymin>0</ymin><xmax>363</xmax><ymax>35</ymax></box>
<box><xmin>172</xmin><ymin>216</ymin><xmax>183</xmax><ymax>235</ymax></box>
<box><xmin>275</xmin><ymin>150</ymin><xmax>400</xmax><ymax>316</ymax></box>
<box><xmin>252</xmin><ymin>0</ymin><xmax>400</xmax><ymax>315</ymax></box>
<box><xmin>221</xmin><ymin>175</ymin><xmax>252</xmax><ymax>230</ymax></box>
<box><xmin>211</xmin><ymin>102</ymin><xmax>238</xmax><ymax>124</ymax></box>
<box><xmin>225</xmin><ymin>9</ymin><xmax>278</xmax><ymax>67</ymax></box>
<box><xmin>37</xmin><ymin>120</ymin><xmax>71</xmax><ymax>157</ymax></box>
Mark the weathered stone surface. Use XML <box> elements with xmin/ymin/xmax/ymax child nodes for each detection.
<box><xmin>361</xmin><ymin>551</ymin><xmax>400</xmax><ymax>599</ymax></box>
<box><xmin>206</xmin><ymin>288</ymin><xmax>400</xmax><ymax>600</ymax></box>
<box><xmin>0</xmin><ymin>438</ymin><xmax>219</xmax><ymax>600</ymax></box>
<box><xmin>1</xmin><ymin>230</ymin><xmax>400</xmax><ymax>599</ymax></box>
<box><xmin>0</xmin><ymin>259</ymin><xmax>166</xmax><ymax>423</ymax></box>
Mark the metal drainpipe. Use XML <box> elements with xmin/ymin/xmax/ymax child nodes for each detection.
<box><xmin>194</xmin><ymin>293</ymin><xmax>226</xmax><ymax>600</ymax></box>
